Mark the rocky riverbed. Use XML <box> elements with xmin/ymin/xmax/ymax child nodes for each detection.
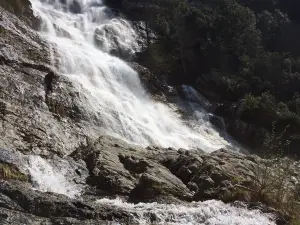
<box><xmin>0</xmin><ymin>136</ymin><xmax>290</xmax><ymax>224</ymax></box>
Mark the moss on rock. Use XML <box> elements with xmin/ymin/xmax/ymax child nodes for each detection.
<box><xmin>0</xmin><ymin>163</ymin><xmax>28</xmax><ymax>182</ymax></box>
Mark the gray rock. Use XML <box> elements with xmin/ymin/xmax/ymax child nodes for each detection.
<box><xmin>0</xmin><ymin>181</ymin><xmax>132</xmax><ymax>224</ymax></box>
<box><xmin>71</xmin><ymin>136</ymin><xmax>193</xmax><ymax>202</ymax></box>
<box><xmin>0</xmin><ymin>136</ymin><xmax>294</xmax><ymax>224</ymax></box>
<box><xmin>208</xmin><ymin>114</ymin><xmax>226</xmax><ymax>130</ymax></box>
<box><xmin>0</xmin><ymin>3</ymin><xmax>114</xmax><ymax>156</ymax></box>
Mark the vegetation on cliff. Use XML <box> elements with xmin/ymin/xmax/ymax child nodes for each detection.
<box><xmin>107</xmin><ymin>0</ymin><xmax>300</xmax><ymax>156</ymax></box>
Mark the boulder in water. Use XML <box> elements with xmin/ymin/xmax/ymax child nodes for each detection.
<box><xmin>93</xmin><ymin>19</ymin><xmax>141</xmax><ymax>60</ymax></box>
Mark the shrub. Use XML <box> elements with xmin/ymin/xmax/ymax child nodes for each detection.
<box><xmin>252</xmin><ymin>127</ymin><xmax>299</xmax><ymax>222</ymax></box>
<box><xmin>241</xmin><ymin>94</ymin><xmax>261</xmax><ymax>110</ymax></box>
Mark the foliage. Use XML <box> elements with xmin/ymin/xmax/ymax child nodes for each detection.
<box><xmin>226</xmin><ymin>129</ymin><xmax>300</xmax><ymax>223</ymax></box>
<box><xmin>118</xmin><ymin>0</ymin><xmax>300</xmax><ymax>156</ymax></box>
<box><xmin>251</xmin><ymin>127</ymin><xmax>300</xmax><ymax>222</ymax></box>
<box><xmin>241</xmin><ymin>94</ymin><xmax>261</xmax><ymax>110</ymax></box>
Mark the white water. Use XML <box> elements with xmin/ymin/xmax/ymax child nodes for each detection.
<box><xmin>29</xmin><ymin>0</ymin><xmax>233</xmax><ymax>152</ymax></box>
<box><xmin>97</xmin><ymin>198</ymin><xmax>275</xmax><ymax>225</ymax></box>
<box><xmin>26</xmin><ymin>155</ymin><xmax>82</xmax><ymax>198</ymax></box>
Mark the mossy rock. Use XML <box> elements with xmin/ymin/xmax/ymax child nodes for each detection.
<box><xmin>0</xmin><ymin>163</ymin><xmax>28</xmax><ymax>182</ymax></box>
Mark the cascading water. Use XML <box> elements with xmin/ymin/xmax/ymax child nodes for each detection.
<box><xmin>97</xmin><ymin>198</ymin><xmax>275</xmax><ymax>225</ymax></box>
<box><xmin>20</xmin><ymin>1</ymin><xmax>276</xmax><ymax>224</ymax></box>
<box><xmin>30</xmin><ymin>0</ymin><xmax>233</xmax><ymax>152</ymax></box>
<box><xmin>26</xmin><ymin>155</ymin><xmax>83</xmax><ymax>198</ymax></box>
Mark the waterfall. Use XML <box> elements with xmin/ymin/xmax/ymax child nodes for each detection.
<box><xmin>25</xmin><ymin>155</ymin><xmax>85</xmax><ymax>198</ymax></box>
<box><xmin>29</xmin><ymin>0</ymin><xmax>233</xmax><ymax>152</ymax></box>
<box><xmin>12</xmin><ymin>2</ymin><xmax>277</xmax><ymax>224</ymax></box>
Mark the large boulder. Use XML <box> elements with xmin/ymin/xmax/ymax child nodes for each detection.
<box><xmin>70</xmin><ymin>136</ymin><xmax>193</xmax><ymax>203</ymax></box>
<box><xmin>0</xmin><ymin>181</ymin><xmax>133</xmax><ymax>224</ymax></box>
<box><xmin>154</xmin><ymin>149</ymin><xmax>258</xmax><ymax>202</ymax></box>
<box><xmin>69</xmin><ymin>135</ymin><xmax>300</xmax><ymax>208</ymax></box>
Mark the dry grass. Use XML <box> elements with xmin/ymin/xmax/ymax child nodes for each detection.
<box><xmin>229</xmin><ymin>124</ymin><xmax>300</xmax><ymax>223</ymax></box>
<box><xmin>0</xmin><ymin>163</ymin><xmax>28</xmax><ymax>181</ymax></box>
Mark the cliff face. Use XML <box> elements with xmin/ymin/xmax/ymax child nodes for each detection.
<box><xmin>1</xmin><ymin>0</ymin><xmax>38</xmax><ymax>26</ymax></box>
<box><xmin>0</xmin><ymin>0</ymin><xmax>109</xmax><ymax>156</ymax></box>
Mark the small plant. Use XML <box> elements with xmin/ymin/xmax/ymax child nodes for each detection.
<box><xmin>241</xmin><ymin>94</ymin><xmax>261</xmax><ymax>110</ymax></box>
<box><xmin>250</xmin><ymin>123</ymin><xmax>300</xmax><ymax>222</ymax></box>
<box><xmin>0</xmin><ymin>163</ymin><xmax>28</xmax><ymax>181</ymax></box>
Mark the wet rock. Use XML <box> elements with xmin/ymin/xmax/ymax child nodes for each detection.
<box><xmin>153</xmin><ymin>148</ymin><xmax>259</xmax><ymax>202</ymax></box>
<box><xmin>71</xmin><ymin>136</ymin><xmax>193</xmax><ymax>202</ymax></box>
<box><xmin>130</xmin><ymin>62</ymin><xmax>171</xmax><ymax>97</ymax></box>
<box><xmin>129</xmin><ymin>173</ymin><xmax>192</xmax><ymax>204</ymax></box>
<box><xmin>0</xmin><ymin>5</ymin><xmax>111</xmax><ymax>155</ymax></box>
<box><xmin>208</xmin><ymin>114</ymin><xmax>225</xmax><ymax>130</ymax></box>
<box><xmin>226</xmin><ymin>119</ymin><xmax>267</xmax><ymax>148</ymax></box>
<box><xmin>0</xmin><ymin>136</ymin><xmax>296</xmax><ymax>224</ymax></box>
<box><xmin>93</xmin><ymin>19</ymin><xmax>142</xmax><ymax>60</ymax></box>
<box><xmin>0</xmin><ymin>181</ymin><xmax>133</xmax><ymax>224</ymax></box>
<box><xmin>44</xmin><ymin>72</ymin><xmax>58</xmax><ymax>96</ymax></box>
<box><xmin>69</xmin><ymin>0</ymin><xmax>81</xmax><ymax>14</ymax></box>
<box><xmin>69</xmin><ymin>135</ymin><xmax>300</xmax><ymax>208</ymax></box>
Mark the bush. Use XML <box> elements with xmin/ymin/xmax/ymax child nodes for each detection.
<box><xmin>227</xmin><ymin>129</ymin><xmax>300</xmax><ymax>223</ymax></box>
<box><xmin>241</xmin><ymin>94</ymin><xmax>261</xmax><ymax>110</ymax></box>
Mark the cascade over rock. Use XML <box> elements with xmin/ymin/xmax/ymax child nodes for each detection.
<box><xmin>0</xmin><ymin>136</ymin><xmax>288</xmax><ymax>224</ymax></box>
<box><xmin>0</xmin><ymin>0</ymin><xmax>235</xmax><ymax>156</ymax></box>
<box><xmin>0</xmin><ymin>0</ymin><xmax>296</xmax><ymax>224</ymax></box>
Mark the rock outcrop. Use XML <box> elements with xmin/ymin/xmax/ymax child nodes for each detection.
<box><xmin>0</xmin><ymin>181</ymin><xmax>134</xmax><ymax>225</ymax></box>
<box><xmin>0</xmin><ymin>136</ymin><xmax>292</xmax><ymax>224</ymax></box>
<box><xmin>70</xmin><ymin>136</ymin><xmax>193</xmax><ymax>203</ymax></box>
<box><xmin>0</xmin><ymin>1</ymin><xmax>113</xmax><ymax>156</ymax></box>
<box><xmin>70</xmin><ymin>136</ymin><xmax>300</xmax><ymax>206</ymax></box>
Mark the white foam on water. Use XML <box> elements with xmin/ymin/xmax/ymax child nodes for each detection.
<box><xmin>25</xmin><ymin>155</ymin><xmax>81</xmax><ymax>198</ymax></box>
<box><xmin>97</xmin><ymin>198</ymin><xmax>276</xmax><ymax>225</ymax></box>
<box><xmin>29</xmin><ymin>0</ymin><xmax>233</xmax><ymax>152</ymax></box>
